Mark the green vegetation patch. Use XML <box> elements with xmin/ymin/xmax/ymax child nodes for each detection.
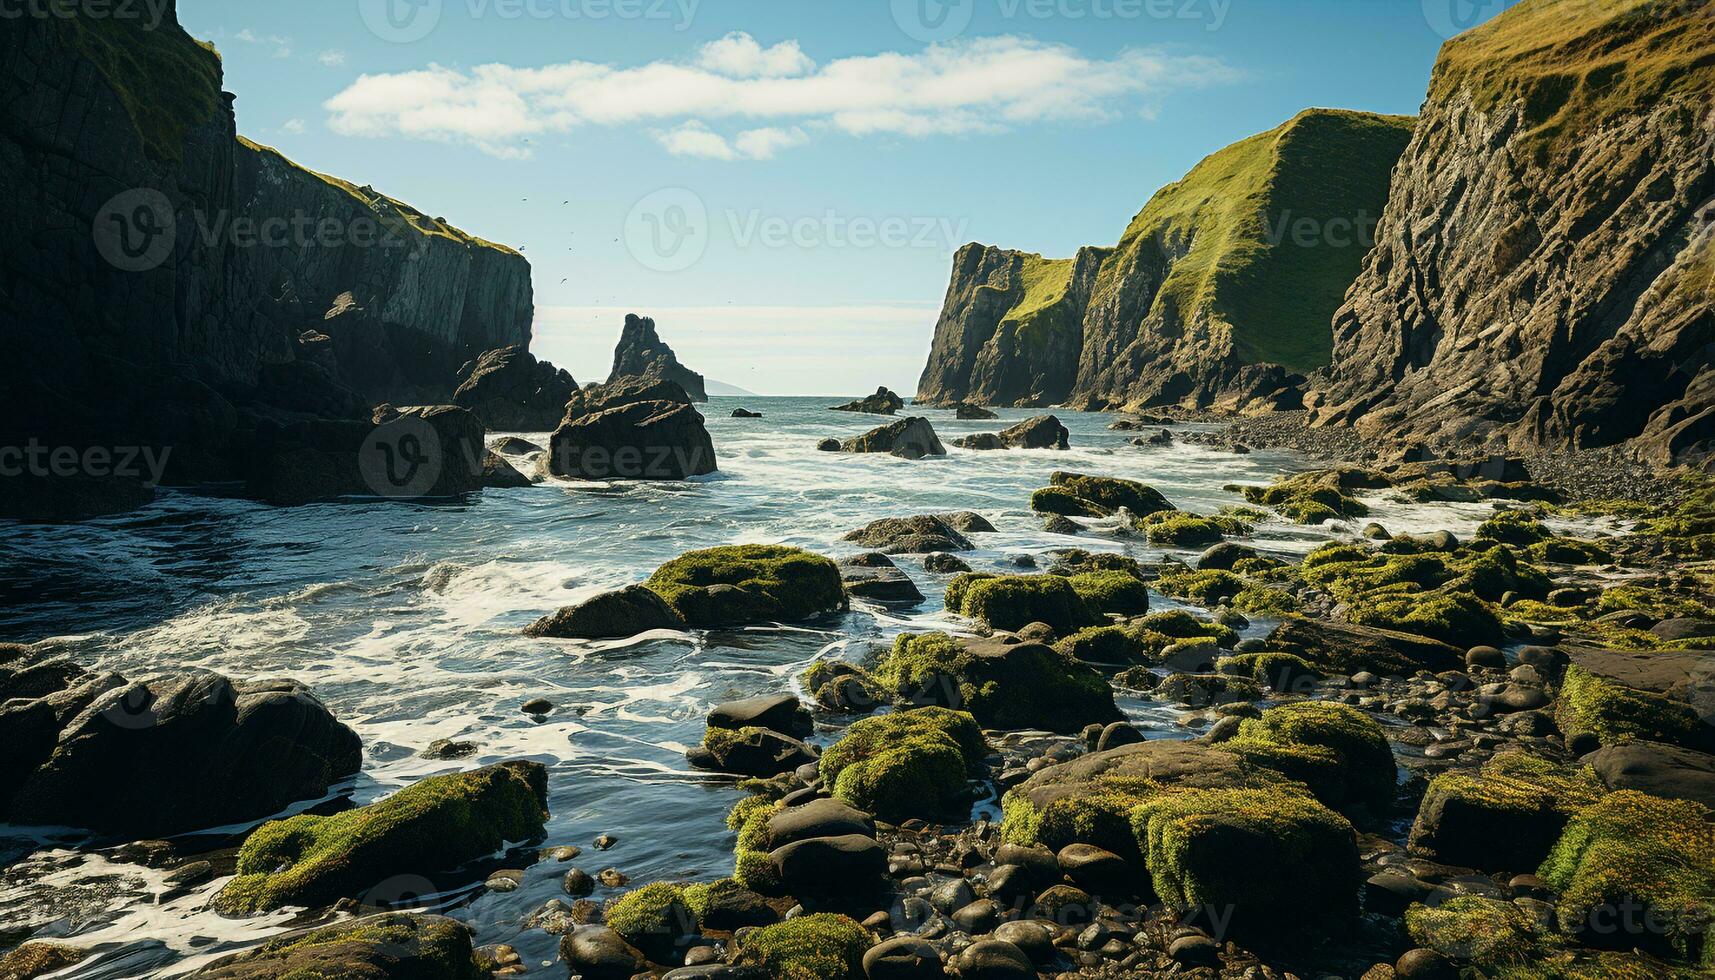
<box><xmin>944</xmin><ymin>572</ymin><xmax>1096</xmax><ymax>634</ymax></box>
<box><xmin>1555</xmin><ymin>665</ymin><xmax>1709</xmax><ymax>751</ymax></box>
<box><xmin>215</xmin><ymin>762</ymin><xmax>548</xmax><ymax>914</ymax></box>
<box><xmin>53</xmin><ymin>15</ymin><xmax>223</xmax><ymax>162</ymax></box>
<box><xmin>1141</xmin><ymin>511</ymin><xmax>1252</xmax><ymax>547</ymax></box>
<box><xmin>1540</xmin><ymin>791</ymin><xmax>1715</xmax><ymax>966</ymax></box>
<box><xmin>1033</xmin><ymin>472</ymin><xmax>1174</xmax><ymax>519</ymax></box>
<box><xmin>1239</xmin><ymin>470</ymin><xmax>1375</xmax><ymax>525</ymax></box>
<box><xmin>645</xmin><ymin>545</ymin><xmax>847</xmax><ymax>627</ymax></box>
<box><xmin>1224</xmin><ymin>701</ymin><xmax>1397</xmax><ymax>819</ymax></box>
<box><xmin>605</xmin><ymin>882</ymin><xmax>694</xmax><ymax>956</ymax></box>
<box><xmin>734</xmin><ymin>914</ymin><xmax>873</xmax><ymax>980</ymax></box>
<box><xmin>1405</xmin><ymin>896</ymin><xmax>1548</xmax><ymax>967</ymax></box>
<box><xmin>875</xmin><ymin>632</ymin><xmax>1118</xmax><ymax>733</ymax></box>
<box><xmin>1064</xmin><ymin>570</ymin><xmax>1151</xmax><ymax>618</ymax></box>
<box><xmin>818</xmin><ymin>707</ymin><xmax>986</xmax><ymax>821</ymax></box>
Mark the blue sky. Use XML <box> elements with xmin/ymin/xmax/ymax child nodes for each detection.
<box><xmin>180</xmin><ymin>0</ymin><xmax>1517</xmax><ymax>395</ymax></box>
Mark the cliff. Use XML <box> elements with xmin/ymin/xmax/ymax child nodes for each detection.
<box><xmin>608</xmin><ymin>314</ymin><xmax>707</xmax><ymax>402</ymax></box>
<box><xmin>917</xmin><ymin>109</ymin><xmax>1415</xmax><ymax>412</ymax></box>
<box><xmin>1311</xmin><ymin>0</ymin><xmax>1714</xmax><ymax>469</ymax></box>
<box><xmin>0</xmin><ymin>2</ymin><xmax>533</xmax><ymax>485</ymax></box>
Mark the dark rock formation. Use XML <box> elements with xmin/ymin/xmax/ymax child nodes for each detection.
<box><xmin>247</xmin><ymin>405</ymin><xmax>488</xmax><ymax>504</ymax></box>
<box><xmin>917</xmin><ymin>110</ymin><xmax>1415</xmax><ymax>413</ymax></box>
<box><xmin>0</xmin><ymin>654</ymin><xmax>361</xmax><ymax>838</ymax></box>
<box><xmin>831</xmin><ymin>387</ymin><xmax>906</xmax><ymax>415</ymax></box>
<box><xmin>548</xmin><ymin>377</ymin><xmax>717</xmax><ymax>481</ymax></box>
<box><xmin>839</xmin><ymin>418</ymin><xmax>945</xmax><ymax>459</ymax></box>
<box><xmin>454</xmin><ymin>346</ymin><xmax>577</xmax><ymax>431</ymax></box>
<box><xmin>955</xmin><ymin>403</ymin><xmax>999</xmax><ymax>420</ymax></box>
<box><xmin>1310</xmin><ymin>1</ymin><xmax>1715</xmax><ymax>469</ymax></box>
<box><xmin>0</xmin><ymin>4</ymin><xmax>535</xmax><ymax>512</ymax></box>
<box><xmin>953</xmin><ymin>415</ymin><xmax>1069</xmax><ymax>451</ymax></box>
<box><xmin>193</xmin><ymin>913</ymin><xmax>478</xmax><ymax>979</ymax></box>
<box><xmin>838</xmin><ymin>553</ymin><xmax>925</xmax><ymax>604</ymax></box>
<box><xmin>525</xmin><ymin>585</ymin><xmax>687</xmax><ymax>640</ymax></box>
<box><xmin>608</xmin><ymin>314</ymin><xmax>707</xmax><ymax>402</ymax></box>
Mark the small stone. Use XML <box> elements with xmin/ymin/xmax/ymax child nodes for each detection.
<box><xmin>594</xmin><ymin>834</ymin><xmax>618</xmax><ymax>850</ymax></box>
<box><xmin>522</xmin><ymin>698</ymin><xmax>553</xmax><ymax>715</ymax></box>
<box><xmin>563</xmin><ymin>868</ymin><xmax>595</xmax><ymax>896</ymax></box>
<box><xmin>596</xmin><ymin>868</ymin><xmax>628</xmax><ymax>888</ymax></box>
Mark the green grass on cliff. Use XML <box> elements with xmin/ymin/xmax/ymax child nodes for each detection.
<box><xmin>53</xmin><ymin>16</ymin><xmax>223</xmax><ymax>162</ymax></box>
<box><xmin>1103</xmin><ymin>108</ymin><xmax>1415</xmax><ymax>374</ymax></box>
<box><xmin>238</xmin><ymin>136</ymin><xmax>520</xmax><ymax>256</ymax></box>
<box><xmin>1432</xmin><ymin>0</ymin><xmax>1715</xmax><ymax>153</ymax></box>
<box><xmin>1007</xmin><ymin>253</ymin><xmax>1081</xmax><ymax>357</ymax></box>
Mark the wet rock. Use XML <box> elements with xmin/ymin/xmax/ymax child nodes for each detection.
<box><xmin>840</xmin><ymin>418</ymin><xmax>946</xmax><ymax>460</ymax></box>
<box><xmin>549</xmin><ymin>377</ymin><xmax>717</xmax><ymax>481</ymax></box>
<box><xmin>563</xmin><ymin>868</ymin><xmax>595</xmax><ymax>896</ymax></box>
<box><xmin>1582</xmin><ymin>741</ymin><xmax>1715</xmax><ymax>809</ymax></box>
<box><xmin>193</xmin><ymin>913</ymin><xmax>478</xmax><ymax>979</ymax></box>
<box><xmin>1056</xmin><ymin>843</ymin><xmax>1130</xmax><ymax>895</ymax></box>
<box><xmin>765</xmin><ymin>799</ymin><xmax>877</xmax><ymax>850</ymax></box>
<box><xmin>453</xmin><ymin>345</ymin><xmax>579</xmax><ymax>431</ymax></box>
<box><xmin>845</xmin><ymin>515</ymin><xmax>975</xmax><ymax>554</ymax></box>
<box><xmin>863</xmin><ymin>935</ymin><xmax>942</xmax><ymax>979</ymax></box>
<box><xmin>524</xmin><ymin>585</ymin><xmax>686</xmax><ymax>640</ymax></box>
<box><xmin>522</xmin><ymin>698</ymin><xmax>554</xmax><ymax>715</ymax></box>
<box><xmin>482</xmin><ymin>451</ymin><xmax>535</xmax><ymax>488</ymax></box>
<box><xmin>770</xmin><ymin>834</ymin><xmax>887</xmax><ymax>898</ymax></box>
<box><xmin>691</xmin><ymin>728</ymin><xmax>818</xmax><ymax>778</ymax></box>
<box><xmin>732</xmin><ymin>408</ymin><xmax>764</xmax><ymax>419</ymax></box>
<box><xmin>925</xmin><ymin>553</ymin><xmax>973</xmax><ymax>574</ymax></box>
<box><xmin>953</xmin><ymin>940</ymin><xmax>1035</xmax><ymax>980</ymax></box>
<box><xmin>831</xmin><ymin>387</ymin><xmax>906</xmax><ymax>416</ymax></box>
<box><xmin>1465</xmin><ymin>646</ymin><xmax>1506</xmax><ymax>670</ymax></box>
<box><xmin>709</xmin><ymin>694</ymin><xmax>815</xmax><ymax>739</ymax></box>
<box><xmin>1042</xmin><ymin>515</ymin><xmax>1082</xmax><ymax>535</ymax></box>
<box><xmin>817</xmin><ymin>438</ymin><xmax>842</xmax><ymax>451</ymax></box>
<box><xmin>930</xmin><ymin>878</ymin><xmax>976</xmax><ymax>915</ymax></box>
<box><xmin>954</xmin><ymin>415</ymin><xmax>1070</xmax><ymax>451</ymax></box>
<box><xmin>1197</xmin><ymin>542</ymin><xmax>1259</xmax><ymax>571</ymax></box>
<box><xmin>559</xmin><ymin>925</ymin><xmax>647</xmax><ymax>980</ymax></box>
<box><xmin>839</xmin><ymin>554</ymin><xmax>925</xmax><ymax>604</ymax></box>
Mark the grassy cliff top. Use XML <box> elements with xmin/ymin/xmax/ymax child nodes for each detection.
<box><xmin>53</xmin><ymin>14</ymin><xmax>223</xmax><ymax>163</ymax></box>
<box><xmin>1108</xmin><ymin>108</ymin><xmax>1416</xmax><ymax>372</ymax></box>
<box><xmin>238</xmin><ymin>136</ymin><xmax>521</xmax><ymax>256</ymax></box>
<box><xmin>1431</xmin><ymin>0</ymin><xmax>1715</xmax><ymax>149</ymax></box>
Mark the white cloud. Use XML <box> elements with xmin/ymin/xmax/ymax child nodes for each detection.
<box><xmin>318</xmin><ymin>49</ymin><xmax>347</xmax><ymax>68</ymax></box>
<box><xmin>696</xmin><ymin>33</ymin><xmax>814</xmax><ymax>79</ymax></box>
<box><xmin>324</xmin><ymin>34</ymin><xmax>1234</xmax><ymax>160</ymax></box>
<box><xmin>235</xmin><ymin>28</ymin><xmax>292</xmax><ymax>59</ymax></box>
<box><xmin>281</xmin><ymin>118</ymin><xmax>307</xmax><ymax>134</ymax></box>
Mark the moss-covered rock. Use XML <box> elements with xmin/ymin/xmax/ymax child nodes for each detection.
<box><xmin>1556</xmin><ymin>664</ymin><xmax>1710</xmax><ymax>752</ymax></box>
<box><xmin>193</xmin><ymin>912</ymin><xmax>481</xmax><ymax>979</ymax></box>
<box><xmin>944</xmin><ymin>573</ymin><xmax>1097</xmax><ymax>634</ymax></box>
<box><xmin>1404</xmin><ymin>895</ymin><xmax>1547</xmax><ymax>967</ymax></box>
<box><xmin>604</xmin><ymin>882</ymin><xmax>695</xmax><ymax>960</ymax></box>
<box><xmin>1217</xmin><ymin>652</ymin><xmax>1322</xmax><ymax>693</ymax></box>
<box><xmin>1239</xmin><ymin>471</ymin><xmax>1373</xmax><ymax>525</ymax></box>
<box><xmin>817</xmin><ymin>707</ymin><xmax>986</xmax><ymax>821</ymax></box>
<box><xmin>734</xmin><ymin>914</ymin><xmax>873</xmax><ymax>980</ymax></box>
<box><xmin>0</xmin><ymin>943</ymin><xmax>87</xmax><ymax>980</ymax></box>
<box><xmin>875</xmin><ymin>633</ymin><xmax>1120</xmax><ymax>733</ymax></box>
<box><xmin>1530</xmin><ymin>537</ymin><xmax>1615</xmax><ymax>565</ymax></box>
<box><xmin>1267</xmin><ymin>617</ymin><xmax>1463</xmax><ymax>675</ymax></box>
<box><xmin>1409</xmin><ymin>752</ymin><xmax>1606</xmax><ymax>873</ymax></box>
<box><xmin>1063</xmin><ymin>570</ymin><xmax>1151</xmax><ymax>618</ymax></box>
<box><xmin>726</xmin><ymin>797</ymin><xmax>785</xmax><ymax>893</ymax></box>
<box><xmin>644</xmin><ymin>545</ymin><xmax>847</xmax><ymax>627</ymax></box>
<box><xmin>1223</xmin><ymin>702</ymin><xmax>1397</xmax><ymax>821</ymax></box>
<box><xmin>799</xmin><ymin>660</ymin><xmax>885</xmax><ymax>714</ymax></box>
<box><xmin>1141</xmin><ymin>511</ymin><xmax>1251</xmax><ymax>547</ymax></box>
<box><xmin>1046</xmin><ymin>472</ymin><xmax>1174</xmax><ymax>517</ymax></box>
<box><xmin>1031</xmin><ymin>487</ymin><xmax>1106</xmax><ymax>518</ymax></box>
<box><xmin>1476</xmin><ymin>511</ymin><xmax>1551</xmax><ymax>545</ymax></box>
<box><xmin>214</xmin><ymin>761</ymin><xmax>548</xmax><ymax>914</ymax></box>
<box><xmin>681</xmin><ymin>877</ymin><xmax>777</xmax><ymax>931</ymax></box>
<box><xmin>1540</xmin><ymin>791</ymin><xmax>1715</xmax><ymax>966</ymax></box>
<box><xmin>1297</xmin><ymin>539</ymin><xmax>1534</xmax><ymax>647</ymax></box>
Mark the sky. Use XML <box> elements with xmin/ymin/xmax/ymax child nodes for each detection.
<box><xmin>179</xmin><ymin>0</ymin><xmax>1520</xmax><ymax>395</ymax></box>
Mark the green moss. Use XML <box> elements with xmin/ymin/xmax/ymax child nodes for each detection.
<box><xmin>1596</xmin><ymin>586</ymin><xmax>1710</xmax><ymax>620</ymax></box>
<box><xmin>876</xmin><ymin>632</ymin><xmax>1118</xmax><ymax>733</ymax></box>
<box><xmin>1065</xmin><ymin>571</ymin><xmax>1151</xmax><ymax>618</ymax></box>
<box><xmin>215</xmin><ymin>762</ymin><xmax>548</xmax><ymax>914</ymax></box>
<box><xmin>1142</xmin><ymin>511</ymin><xmax>1251</xmax><ymax>547</ymax></box>
<box><xmin>1046</xmin><ymin>472</ymin><xmax>1174</xmax><ymax>517</ymax></box>
<box><xmin>1131</xmin><ymin>785</ymin><xmax>1360</xmax><ymax>934</ymax></box>
<box><xmin>1031</xmin><ymin>487</ymin><xmax>1106</xmax><ymax>517</ymax></box>
<box><xmin>1218</xmin><ymin>652</ymin><xmax>1321</xmax><ymax>691</ymax></box>
<box><xmin>735</xmin><ymin>914</ymin><xmax>872</xmax><ymax>980</ymax></box>
<box><xmin>944</xmin><ymin>573</ymin><xmax>1096</xmax><ymax>634</ymax></box>
<box><xmin>818</xmin><ymin>708</ymin><xmax>985</xmax><ymax>821</ymax></box>
<box><xmin>1530</xmin><ymin>537</ymin><xmax>1615</xmax><ymax>565</ymax></box>
<box><xmin>52</xmin><ymin>15</ymin><xmax>223</xmax><ymax>163</ymax></box>
<box><xmin>1058</xmin><ymin>625</ymin><xmax>1167</xmax><ymax>665</ymax></box>
<box><xmin>1540</xmin><ymin>791</ymin><xmax>1715</xmax><ymax>966</ymax></box>
<box><xmin>1298</xmin><ymin>540</ymin><xmax>1531</xmax><ymax>647</ymax></box>
<box><xmin>799</xmin><ymin>660</ymin><xmax>884</xmax><ymax>712</ymax></box>
<box><xmin>0</xmin><ymin>943</ymin><xmax>87</xmax><ymax>980</ymax></box>
<box><xmin>1001</xmin><ymin>788</ymin><xmax>1145</xmax><ymax>862</ymax></box>
<box><xmin>606</xmin><ymin>883</ymin><xmax>694</xmax><ymax>954</ymax></box>
<box><xmin>1241</xmin><ymin>471</ymin><xmax>1371</xmax><ymax>524</ymax></box>
<box><xmin>1429</xmin><ymin>752</ymin><xmax>1605</xmax><ymax>814</ymax></box>
<box><xmin>1555</xmin><ymin>665</ymin><xmax>1708</xmax><ymax>751</ymax></box>
<box><xmin>1405</xmin><ymin>896</ymin><xmax>1547</xmax><ymax>966</ymax></box>
<box><xmin>645</xmin><ymin>545</ymin><xmax>847</xmax><ymax>627</ymax></box>
<box><xmin>1224</xmin><ymin>702</ymin><xmax>1396</xmax><ymax>819</ymax></box>
<box><xmin>229</xmin><ymin>912</ymin><xmax>481</xmax><ymax>979</ymax></box>
<box><xmin>1350</xmin><ymin>592</ymin><xmax>1503</xmax><ymax>649</ymax></box>
<box><xmin>1478</xmin><ymin>511</ymin><xmax>1551</xmax><ymax>545</ymax></box>
<box><xmin>682</xmin><ymin>877</ymin><xmax>741</xmax><ymax>920</ymax></box>
<box><xmin>1154</xmin><ymin>569</ymin><xmax>1245</xmax><ymax>606</ymax></box>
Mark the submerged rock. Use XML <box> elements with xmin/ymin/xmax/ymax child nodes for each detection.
<box><xmin>524</xmin><ymin>585</ymin><xmax>686</xmax><ymax>640</ymax></box>
<box><xmin>954</xmin><ymin>415</ymin><xmax>1069</xmax><ymax>451</ymax></box>
<box><xmin>838</xmin><ymin>553</ymin><xmax>924</xmax><ymax>604</ymax></box>
<box><xmin>193</xmin><ymin>913</ymin><xmax>478</xmax><ymax>978</ymax></box>
<box><xmin>843</xmin><ymin>515</ymin><xmax>977</xmax><ymax>554</ymax></box>
<box><xmin>830</xmin><ymin>386</ymin><xmax>905</xmax><ymax>415</ymax></box>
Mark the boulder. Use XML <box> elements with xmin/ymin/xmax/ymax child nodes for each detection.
<box><xmin>608</xmin><ymin>314</ymin><xmax>708</xmax><ymax>402</ymax></box>
<box><xmin>830</xmin><ymin>387</ymin><xmax>905</xmax><ymax>415</ymax></box>
<box><xmin>953</xmin><ymin>940</ymin><xmax>1034</xmax><ymax>980</ymax></box>
<box><xmin>863</xmin><ymin>936</ymin><xmax>942</xmax><ymax>980</ymax></box>
<box><xmin>770</xmin><ymin>834</ymin><xmax>887</xmax><ymax>897</ymax></box>
<box><xmin>1408</xmin><ymin>753</ymin><xmax>1605</xmax><ymax>874</ymax></box>
<box><xmin>524</xmin><ymin>585</ymin><xmax>687</xmax><ymax>640</ymax></box>
<box><xmin>731</xmin><ymin>408</ymin><xmax>763</xmax><ymax>419</ymax></box>
<box><xmin>645</xmin><ymin>545</ymin><xmax>847</xmax><ymax>627</ymax></box>
<box><xmin>453</xmin><ymin>346</ymin><xmax>578</xmax><ymax>431</ymax></box>
<box><xmin>840</xmin><ymin>418</ymin><xmax>945</xmax><ymax>459</ymax></box>
<box><xmin>843</xmin><ymin>515</ymin><xmax>976</xmax><ymax>554</ymax></box>
<box><xmin>692</xmin><ymin>727</ymin><xmax>819</xmax><ymax>778</ymax></box>
<box><xmin>560</xmin><ymin>925</ymin><xmax>648</xmax><ymax>980</ymax></box>
<box><xmin>249</xmin><ymin>405</ymin><xmax>487</xmax><ymax>505</ymax></box>
<box><xmin>482</xmin><ymin>451</ymin><xmax>535</xmax><ymax>488</ymax></box>
<box><xmin>1197</xmin><ymin>542</ymin><xmax>1259</xmax><ymax>571</ymax></box>
<box><xmin>764</xmin><ymin>798</ymin><xmax>877</xmax><ymax>850</ymax></box>
<box><xmin>878</xmin><ymin>633</ymin><xmax>1120</xmax><ymax>734</ymax></box>
<box><xmin>1582</xmin><ymin>741</ymin><xmax>1715</xmax><ymax>810</ymax></box>
<box><xmin>0</xmin><ymin>667</ymin><xmax>361</xmax><ymax>839</ymax></box>
<box><xmin>1268</xmin><ymin>618</ymin><xmax>1463</xmax><ymax>675</ymax></box>
<box><xmin>548</xmin><ymin>378</ymin><xmax>717</xmax><ymax>481</ymax></box>
<box><xmin>193</xmin><ymin>913</ymin><xmax>479</xmax><ymax>979</ymax></box>
<box><xmin>954</xmin><ymin>404</ymin><xmax>998</xmax><ymax>420</ymax></box>
<box><xmin>214</xmin><ymin>761</ymin><xmax>549</xmax><ymax>914</ymax></box>
<box><xmin>708</xmin><ymin>693</ymin><xmax>814</xmax><ymax>739</ymax></box>
<box><xmin>838</xmin><ymin>554</ymin><xmax>924</xmax><ymax>604</ymax></box>
<box><xmin>954</xmin><ymin>415</ymin><xmax>1069</xmax><ymax>451</ymax></box>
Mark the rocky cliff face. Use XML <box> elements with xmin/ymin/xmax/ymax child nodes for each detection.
<box><xmin>1311</xmin><ymin>0</ymin><xmax>1714</xmax><ymax>469</ymax></box>
<box><xmin>917</xmin><ymin>110</ymin><xmax>1415</xmax><ymax>412</ymax></box>
<box><xmin>0</xmin><ymin>3</ymin><xmax>533</xmax><ymax>486</ymax></box>
<box><xmin>609</xmin><ymin>314</ymin><xmax>707</xmax><ymax>402</ymax></box>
